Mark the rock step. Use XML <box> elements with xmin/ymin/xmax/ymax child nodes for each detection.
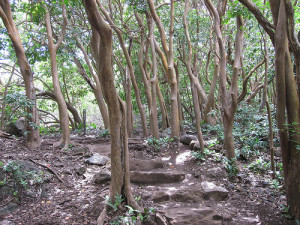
<box><xmin>151</xmin><ymin>181</ymin><xmax>228</xmax><ymax>203</ymax></box>
<box><xmin>160</xmin><ymin>207</ymin><xmax>223</xmax><ymax>225</ymax></box>
<box><xmin>130</xmin><ymin>171</ymin><xmax>185</xmax><ymax>184</ymax></box>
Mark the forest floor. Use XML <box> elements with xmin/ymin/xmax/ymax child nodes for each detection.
<box><xmin>0</xmin><ymin>131</ymin><xmax>295</xmax><ymax>225</ymax></box>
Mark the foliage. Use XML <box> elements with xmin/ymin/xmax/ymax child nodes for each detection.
<box><xmin>3</xmin><ymin>91</ymin><xmax>37</xmax><ymax>131</ymax></box>
<box><xmin>223</xmin><ymin>158</ymin><xmax>239</xmax><ymax>177</ymax></box>
<box><xmin>106</xmin><ymin>194</ymin><xmax>155</xmax><ymax>225</ymax></box>
<box><xmin>146</xmin><ymin>136</ymin><xmax>173</xmax><ymax>151</ymax></box>
<box><xmin>0</xmin><ymin>161</ymin><xmax>46</xmax><ymax>201</ymax></box>
<box><xmin>248</xmin><ymin>157</ymin><xmax>270</xmax><ymax>173</ymax></box>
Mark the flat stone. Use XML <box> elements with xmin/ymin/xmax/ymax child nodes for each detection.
<box><xmin>130</xmin><ymin>171</ymin><xmax>185</xmax><ymax>184</ymax></box>
<box><xmin>180</xmin><ymin>134</ymin><xmax>198</xmax><ymax>145</ymax></box>
<box><xmin>162</xmin><ymin>207</ymin><xmax>223</xmax><ymax>225</ymax></box>
<box><xmin>0</xmin><ymin>203</ymin><xmax>18</xmax><ymax>217</ymax></box>
<box><xmin>130</xmin><ymin>159</ymin><xmax>164</xmax><ymax>171</ymax></box>
<box><xmin>93</xmin><ymin>171</ymin><xmax>111</xmax><ymax>184</ymax></box>
<box><xmin>201</xmin><ymin>181</ymin><xmax>228</xmax><ymax>201</ymax></box>
<box><xmin>0</xmin><ymin>220</ymin><xmax>15</xmax><ymax>225</ymax></box>
<box><xmin>152</xmin><ymin>189</ymin><xmax>203</xmax><ymax>203</ymax></box>
<box><xmin>85</xmin><ymin>154</ymin><xmax>109</xmax><ymax>166</ymax></box>
<box><xmin>76</xmin><ymin>166</ymin><xmax>87</xmax><ymax>176</ymax></box>
<box><xmin>72</xmin><ymin>146</ymin><xmax>91</xmax><ymax>156</ymax></box>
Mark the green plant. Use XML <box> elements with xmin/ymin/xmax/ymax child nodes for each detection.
<box><xmin>146</xmin><ymin>136</ymin><xmax>173</xmax><ymax>150</ymax></box>
<box><xmin>248</xmin><ymin>157</ymin><xmax>270</xmax><ymax>173</ymax></box>
<box><xmin>280</xmin><ymin>204</ymin><xmax>292</xmax><ymax>219</ymax></box>
<box><xmin>99</xmin><ymin>129</ymin><xmax>110</xmax><ymax>138</ymax></box>
<box><xmin>223</xmin><ymin>158</ymin><xmax>238</xmax><ymax>177</ymax></box>
<box><xmin>105</xmin><ymin>193</ymin><xmax>124</xmax><ymax>211</ymax></box>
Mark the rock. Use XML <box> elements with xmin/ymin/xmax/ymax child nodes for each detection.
<box><xmin>76</xmin><ymin>166</ymin><xmax>87</xmax><ymax>176</ymax></box>
<box><xmin>152</xmin><ymin>191</ymin><xmax>171</xmax><ymax>203</ymax></box>
<box><xmin>130</xmin><ymin>171</ymin><xmax>185</xmax><ymax>184</ymax></box>
<box><xmin>206</xmin><ymin>167</ymin><xmax>226</xmax><ymax>179</ymax></box>
<box><xmin>130</xmin><ymin>159</ymin><xmax>164</xmax><ymax>171</ymax></box>
<box><xmin>0</xmin><ymin>220</ymin><xmax>15</xmax><ymax>225</ymax></box>
<box><xmin>72</xmin><ymin>146</ymin><xmax>91</xmax><ymax>156</ymax></box>
<box><xmin>162</xmin><ymin>207</ymin><xmax>223</xmax><ymax>225</ymax></box>
<box><xmin>201</xmin><ymin>181</ymin><xmax>228</xmax><ymax>201</ymax></box>
<box><xmin>85</xmin><ymin>154</ymin><xmax>109</xmax><ymax>166</ymax></box>
<box><xmin>93</xmin><ymin>171</ymin><xmax>111</xmax><ymax>184</ymax></box>
<box><xmin>5</xmin><ymin>118</ymin><xmax>26</xmax><ymax>136</ymax></box>
<box><xmin>190</xmin><ymin>140</ymin><xmax>200</xmax><ymax>150</ymax></box>
<box><xmin>152</xmin><ymin>189</ymin><xmax>203</xmax><ymax>203</ymax></box>
<box><xmin>0</xmin><ymin>203</ymin><xmax>19</xmax><ymax>217</ymax></box>
<box><xmin>274</xmin><ymin>147</ymin><xmax>282</xmax><ymax>157</ymax></box>
<box><xmin>180</xmin><ymin>134</ymin><xmax>198</xmax><ymax>145</ymax></box>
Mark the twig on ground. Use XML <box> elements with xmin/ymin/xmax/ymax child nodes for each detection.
<box><xmin>29</xmin><ymin>159</ymin><xmax>65</xmax><ymax>184</ymax></box>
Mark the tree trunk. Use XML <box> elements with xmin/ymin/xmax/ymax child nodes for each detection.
<box><xmin>0</xmin><ymin>1</ymin><xmax>41</xmax><ymax>148</ymax></box>
<box><xmin>83</xmin><ymin>2</ymin><xmax>140</xmax><ymax>223</ymax></box>
<box><xmin>270</xmin><ymin>1</ymin><xmax>300</xmax><ymax>218</ymax></box>
<box><xmin>98</xmin><ymin>2</ymin><xmax>148</xmax><ymax>137</ymax></box>
<box><xmin>147</xmin><ymin>0</ymin><xmax>180</xmax><ymax>138</ymax></box>
<box><xmin>45</xmin><ymin>4</ymin><xmax>70</xmax><ymax>148</ymax></box>
<box><xmin>74</xmin><ymin>41</ymin><xmax>110</xmax><ymax>130</ymax></box>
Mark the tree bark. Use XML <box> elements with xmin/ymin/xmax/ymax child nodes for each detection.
<box><xmin>0</xmin><ymin>1</ymin><xmax>41</xmax><ymax>148</ymax></box>
<box><xmin>147</xmin><ymin>0</ymin><xmax>180</xmax><ymax>138</ymax></box>
<box><xmin>83</xmin><ymin>2</ymin><xmax>140</xmax><ymax>223</ymax></box>
<box><xmin>45</xmin><ymin>3</ymin><xmax>70</xmax><ymax>148</ymax></box>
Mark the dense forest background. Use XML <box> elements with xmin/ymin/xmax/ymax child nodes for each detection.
<box><xmin>1</xmin><ymin>0</ymin><xmax>300</xmax><ymax>224</ymax></box>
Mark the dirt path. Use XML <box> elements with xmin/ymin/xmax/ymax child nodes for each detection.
<box><xmin>0</xmin><ymin>136</ymin><xmax>294</xmax><ymax>225</ymax></box>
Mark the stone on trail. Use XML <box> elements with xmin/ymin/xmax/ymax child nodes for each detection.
<box><xmin>85</xmin><ymin>153</ymin><xmax>109</xmax><ymax>166</ymax></box>
<box><xmin>180</xmin><ymin>134</ymin><xmax>198</xmax><ymax>145</ymax></box>
<box><xmin>162</xmin><ymin>207</ymin><xmax>223</xmax><ymax>225</ymax></box>
<box><xmin>93</xmin><ymin>171</ymin><xmax>111</xmax><ymax>184</ymax></box>
<box><xmin>201</xmin><ymin>181</ymin><xmax>228</xmax><ymax>201</ymax></box>
<box><xmin>130</xmin><ymin>171</ymin><xmax>185</xmax><ymax>184</ymax></box>
<box><xmin>130</xmin><ymin>158</ymin><xmax>164</xmax><ymax>171</ymax></box>
<box><xmin>152</xmin><ymin>189</ymin><xmax>203</xmax><ymax>203</ymax></box>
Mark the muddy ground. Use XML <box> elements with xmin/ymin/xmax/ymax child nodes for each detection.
<box><xmin>0</xmin><ymin>131</ymin><xmax>295</xmax><ymax>225</ymax></box>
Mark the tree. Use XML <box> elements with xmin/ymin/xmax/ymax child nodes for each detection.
<box><xmin>0</xmin><ymin>0</ymin><xmax>41</xmax><ymax>148</ymax></box>
<box><xmin>44</xmin><ymin>2</ymin><xmax>71</xmax><ymax>147</ymax></box>
<box><xmin>82</xmin><ymin>0</ymin><xmax>140</xmax><ymax>223</ymax></box>
<box><xmin>238</xmin><ymin>0</ymin><xmax>300</xmax><ymax>219</ymax></box>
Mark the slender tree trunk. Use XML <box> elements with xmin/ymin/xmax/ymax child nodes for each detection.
<box><xmin>0</xmin><ymin>1</ymin><xmax>41</xmax><ymax>148</ymax></box>
<box><xmin>98</xmin><ymin>2</ymin><xmax>148</xmax><ymax>137</ymax></box>
<box><xmin>149</xmin><ymin>17</ymin><xmax>160</xmax><ymax>139</ymax></box>
<box><xmin>183</xmin><ymin>0</ymin><xmax>204</xmax><ymax>151</ymax></box>
<box><xmin>147</xmin><ymin>0</ymin><xmax>180</xmax><ymax>138</ymax></box>
<box><xmin>45</xmin><ymin>4</ymin><xmax>70</xmax><ymax>148</ymax></box>
<box><xmin>74</xmin><ymin>40</ymin><xmax>110</xmax><ymax>129</ymax></box>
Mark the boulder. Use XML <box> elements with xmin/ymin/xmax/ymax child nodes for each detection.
<box><xmin>130</xmin><ymin>159</ymin><xmax>164</xmax><ymax>171</ymax></box>
<box><xmin>180</xmin><ymin>134</ymin><xmax>197</xmax><ymax>145</ymax></box>
<box><xmin>93</xmin><ymin>171</ymin><xmax>111</xmax><ymax>184</ymax></box>
<box><xmin>190</xmin><ymin>140</ymin><xmax>200</xmax><ymax>150</ymax></box>
<box><xmin>5</xmin><ymin>118</ymin><xmax>26</xmax><ymax>136</ymax></box>
<box><xmin>130</xmin><ymin>171</ymin><xmax>185</xmax><ymax>184</ymax></box>
<box><xmin>162</xmin><ymin>207</ymin><xmax>223</xmax><ymax>225</ymax></box>
<box><xmin>85</xmin><ymin>154</ymin><xmax>109</xmax><ymax>166</ymax></box>
<box><xmin>201</xmin><ymin>181</ymin><xmax>228</xmax><ymax>201</ymax></box>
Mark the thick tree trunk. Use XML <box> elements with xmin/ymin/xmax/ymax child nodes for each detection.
<box><xmin>270</xmin><ymin>1</ymin><xmax>300</xmax><ymax>219</ymax></box>
<box><xmin>45</xmin><ymin>4</ymin><xmax>70</xmax><ymax>147</ymax></box>
<box><xmin>0</xmin><ymin>1</ymin><xmax>41</xmax><ymax>148</ymax></box>
<box><xmin>83</xmin><ymin>2</ymin><xmax>140</xmax><ymax>223</ymax></box>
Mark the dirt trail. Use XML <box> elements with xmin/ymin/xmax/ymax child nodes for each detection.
<box><xmin>0</xmin><ymin>136</ymin><xmax>294</xmax><ymax>225</ymax></box>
